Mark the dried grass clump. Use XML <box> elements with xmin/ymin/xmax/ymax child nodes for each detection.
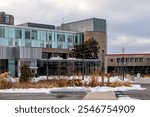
<box><xmin>144</xmin><ymin>75</ymin><xmax>150</xmax><ymax>78</ymax></box>
<box><xmin>0</xmin><ymin>72</ymin><xmax>9</xmax><ymax>79</ymax></box>
<box><xmin>88</xmin><ymin>72</ymin><xmax>101</xmax><ymax>87</ymax></box>
<box><xmin>109</xmin><ymin>81</ymin><xmax>131</xmax><ymax>87</ymax></box>
<box><xmin>0</xmin><ymin>79</ymin><xmax>13</xmax><ymax>89</ymax></box>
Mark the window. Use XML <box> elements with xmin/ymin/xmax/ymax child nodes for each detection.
<box><xmin>139</xmin><ymin>58</ymin><xmax>143</xmax><ymax>62</ymax></box>
<box><xmin>15</xmin><ymin>41</ymin><xmax>18</xmax><ymax>46</ymax></box>
<box><xmin>49</xmin><ymin>33</ymin><xmax>52</xmax><ymax>41</ymax></box>
<box><xmin>31</xmin><ymin>30</ymin><xmax>37</xmax><ymax>40</ymax></box>
<box><xmin>68</xmin><ymin>35</ymin><xmax>73</xmax><ymax>42</ymax></box>
<box><xmin>25</xmin><ymin>40</ymin><xmax>31</xmax><ymax>47</ymax></box>
<box><xmin>58</xmin><ymin>44</ymin><xmax>62</xmax><ymax>48</ymax></box>
<box><xmin>126</xmin><ymin>58</ymin><xmax>129</xmax><ymax>62</ymax></box>
<box><xmin>0</xmin><ymin>27</ymin><xmax>5</xmax><ymax>38</ymax></box>
<box><xmin>121</xmin><ymin>58</ymin><xmax>124</xmax><ymax>62</ymax></box>
<box><xmin>75</xmin><ymin>35</ymin><xmax>78</xmax><ymax>43</ymax></box>
<box><xmin>110</xmin><ymin>59</ymin><xmax>113</xmax><ymax>62</ymax></box>
<box><xmin>135</xmin><ymin>58</ymin><xmax>138</xmax><ymax>62</ymax></box>
<box><xmin>25</xmin><ymin>30</ymin><xmax>30</xmax><ymax>39</ymax></box>
<box><xmin>15</xmin><ymin>29</ymin><xmax>22</xmax><ymax>39</ymax></box>
<box><xmin>40</xmin><ymin>41</ymin><xmax>44</xmax><ymax>47</ymax></box>
<box><xmin>57</xmin><ymin>33</ymin><xmax>65</xmax><ymax>42</ymax></box>
<box><xmin>146</xmin><ymin>58</ymin><xmax>150</xmax><ymax>62</ymax></box>
<box><xmin>46</xmin><ymin>44</ymin><xmax>52</xmax><ymax>48</ymax></box>
<box><xmin>117</xmin><ymin>58</ymin><xmax>120</xmax><ymax>63</ymax></box>
<box><xmin>8</xmin><ymin>39</ymin><xmax>13</xmax><ymax>45</ymax></box>
<box><xmin>130</xmin><ymin>58</ymin><xmax>134</xmax><ymax>62</ymax></box>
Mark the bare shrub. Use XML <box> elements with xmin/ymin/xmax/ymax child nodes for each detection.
<box><xmin>0</xmin><ymin>79</ymin><xmax>13</xmax><ymax>89</ymax></box>
<box><xmin>110</xmin><ymin>81</ymin><xmax>131</xmax><ymax>87</ymax></box>
<box><xmin>88</xmin><ymin>72</ymin><xmax>100</xmax><ymax>87</ymax></box>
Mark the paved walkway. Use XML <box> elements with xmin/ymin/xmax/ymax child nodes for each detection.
<box><xmin>83</xmin><ymin>91</ymin><xmax>117</xmax><ymax>100</ymax></box>
<box><xmin>133</xmin><ymin>78</ymin><xmax>150</xmax><ymax>84</ymax></box>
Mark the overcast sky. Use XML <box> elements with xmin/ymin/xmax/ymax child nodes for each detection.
<box><xmin>0</xmin><ymin>0</ymin><xmax>150</xmax><ymax>54</ymax></box>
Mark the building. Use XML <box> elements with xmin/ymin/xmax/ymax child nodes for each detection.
<box><xmin>0</xmin><ymin>17</ymin><xmax>107</xmax><ymax>77</ymax></box>
<box><xmin>0</xmin><ymin>12</ymin><xmax>14</xmax><ymax>25</ymax></box>
<box><xmin>59</xmin><ymin>18</ymin><xmax>107</xmax><ymax>58</ymax></box>
<box><xmin>0</xmin><ymin>23</ymin><xmax>83</xmax><ymax>77</ymax></box>
<box><xmin>105</xmin><ymin>54</ymin><xmax>150</xmax><ymax>75</ymax></box>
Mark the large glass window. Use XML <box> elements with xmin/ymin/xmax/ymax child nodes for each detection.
<box><xmin>75</xmin><ymin>35</ymin><xmax>78</xmax><ymax>43</ymax></box>
<box><xmin>25</xmin><ymin>30</ymin><xmax>30</xmax><ymax>39</ymax></box>
<box><xmin>15</xmin><ymin>28</ymin><xmax>22</xmax><ymax>39</ymax></box>
<box><xmin>58</xmin><ymin>44</ymin><xmax>62</xmax><ymax>48</ymax></box>
<box><xmin>68</xmin><ymin>35</ymin><xmax>73</xmax><ymax>42</ymax></box>
<box><xmin>57</xmin><ymin>33</ymin><xmax>65</xmax><ymax>42</ymax></box>
<box><xmin>25</xmin><ymin>40</ymin><xmax>31</xmax><ymax>47</ymax></box>
<box><xmin>46</xmin><ymin>44</ymin><xmax>52</xmax><ymax>48</ymax></box>
<box><xmin>0</xmin><ymin>27</ymin><xmax>5</xmax><ymax>38</ymax></box>
<box><xmin>46</xmin><ymin>33</ymin><xmax>52</xmax><ymax>41</ymax></box>
<box><xmin>40</xmin><ymin>41</ymin><xmax>44</xmax><ymax>47</ymax></box>
<box><xmin>31</xmin><ymin>30</ymin><xmax>37</xmax><ymax>40</ymax></box>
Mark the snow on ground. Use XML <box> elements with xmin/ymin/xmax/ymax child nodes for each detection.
<box><xmin>2</xmin><ymin>75</ymin><xmax>146</xmax><ymax>100</ymax></box>
<box><xmin>7</xmin><ymin>75</ymin><xmax>131</xmax><ymax>83</ymax></box>
<box><xmin>0</xmin><ymin>85</ymin><xmax>145</xmax><ymax>94</ymax></box>
<box><xmin>118</xmin><ymin>96</ymin><xmax>140</xmax><ymax>100</ymax></box>
<box><xmin>30</xmin><ymin>75</ymin><xmax>131</xmax><ymax>83</ymax></box>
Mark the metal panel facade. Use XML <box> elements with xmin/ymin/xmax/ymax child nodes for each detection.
<box><xmin>18</xmin><ymin>47</ymin><xmax>42</xmax><ymax>59</ymax></box>
<box><xmin>0</xmin><ymin>46</ymin><xmax>15</xmax><ymax>59</ymax></box>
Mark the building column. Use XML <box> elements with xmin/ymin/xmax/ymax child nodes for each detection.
<box><xmin>8</xmin><ymin>59</ymin><xmax>15</xmax><ymax>77</ymax></box>
<box><xmin>17</xmin><ymin>60</ymin><xmax>21</xmax><ymax>77</ymax></box>
<box><xmin>104</xmin><ymin>56</ymin><xmax>108</xmax><ymax>74</ymax></box>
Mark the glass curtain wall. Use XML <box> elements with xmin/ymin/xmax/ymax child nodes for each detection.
<box><xmin>0</xmin><ymin>25</ymin><xmax>82</xmax><ymax>49</ymax></box>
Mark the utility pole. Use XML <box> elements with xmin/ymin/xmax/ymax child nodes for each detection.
<box><xmin>122</xmin><ymin>47</ymin><xmax>125</xmax><ymax>81</ymax></box>
<box><xmin>101</xmin><ymin>50</ymin><xmax>105</xmax><ymax>85</ymax></box>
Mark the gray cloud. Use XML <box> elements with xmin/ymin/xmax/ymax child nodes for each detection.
<box><xmin>0</xmin><ymin>0</ymin><xmax>150</xmax><ymax>54</ymax></box>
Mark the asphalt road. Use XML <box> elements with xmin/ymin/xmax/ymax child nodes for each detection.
<box><xmin>0</xmin><ymin>92</ymin><xmax>86</xmax><ymax>100</ymax></box>
<box><xmin>122</xmin><ymin>84</ymin><xmax>150</xmax><ymax>100</ymax></box>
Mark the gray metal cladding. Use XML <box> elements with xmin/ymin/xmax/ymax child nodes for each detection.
<box><xmin>18</xmin><ymin>47</ymin><xmax>42</xmax><ymax>59</ymax></box>
<box><xmin>0</xmin><ymin>46</ymin><xmax>42</xmax><ymax>59</ymax></box>
<box><xmin>0</xmin><ymin>46</ymin><xmax>15</xmax><ymax>59</ymax></box>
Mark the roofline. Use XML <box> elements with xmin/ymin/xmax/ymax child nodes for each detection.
<box><xmin>0</xmin><ymin>24</ymin><xmax>80</xmax><ymax>34</ymax></box>
<box><xmin>62</xmin><ymin>18</ymin><xmax>106</xmax><ymax>25</ymax></box>
<box><xmin>106</xmin><ymin>53</ymin><xmax>150</xmax><ymax>56</ymax></box>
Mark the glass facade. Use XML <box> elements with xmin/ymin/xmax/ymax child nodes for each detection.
<box><xmin>0</xmin><ymin>25</ymin><xmax>83</xmax><ymax>49</ymax></box>
<box><xmin>0</xmin><ymin>24</ymin><xmax>83</xmax><ymax>77</ymax></box>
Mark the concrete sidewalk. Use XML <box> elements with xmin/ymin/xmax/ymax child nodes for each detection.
<box><xmin>133</xmin><ymin>78</ymin><xmax>150</xmax><ymax>84</ymax></box>
<box><xmin>83</xmin><ymin>91</ymin><xmax>117</xmax><ymax>100</ymax></box>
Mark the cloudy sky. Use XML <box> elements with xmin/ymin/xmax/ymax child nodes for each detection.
<box><xmin>1</xmin><ymin>0</ymin><xmax>150</xmax><ymax>54</ymax></box>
